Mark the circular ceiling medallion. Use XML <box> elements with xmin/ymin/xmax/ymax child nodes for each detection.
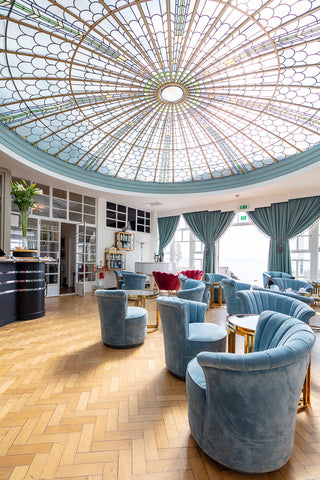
<box><xmin>0</xmin><ymin>0</ymin><xmax>319</xmax><ymax>185</ymax></box>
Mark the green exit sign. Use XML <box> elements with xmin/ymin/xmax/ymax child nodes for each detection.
<box><xmin>239</xmin><ymin>204</ymin><xmax>248</xmax><ymax>210</ymax></box>
<box><xmin>240</xmin><ymin>215</ymin><xmax>247</xmax><ymax>222</ymax></box>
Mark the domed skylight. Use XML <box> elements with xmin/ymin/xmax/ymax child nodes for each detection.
<box><xmin>0</xmin><ymin>0</ymin><xmax>319</xmax><ymax>185</ymax></box>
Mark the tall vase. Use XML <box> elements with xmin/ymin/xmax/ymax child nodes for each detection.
<box><xmin>20</xmin><ymin>208</ymin><xmax>30</xmax><ymax>249</ymax></box>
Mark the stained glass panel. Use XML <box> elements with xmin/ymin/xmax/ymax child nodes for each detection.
<box><xmin>0</xmin><ymin>0</ymin><xmax>319</xmax><ymax>184</ymax></box>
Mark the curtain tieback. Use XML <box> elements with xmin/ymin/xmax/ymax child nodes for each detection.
<box><xmin>272</xmin><ymin>238</ymin><xmax>287</xmax><ymax>253</ymax></box>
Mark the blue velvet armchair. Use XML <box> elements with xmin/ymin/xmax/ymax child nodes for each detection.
<box><xmin>113</xmin><ymin>269</ymin><xmax>131</xmax><ymax>289</ymax></box>
<box><xmin>237</xmin><ymin>289</ymin><xmax>315</xmax><ymax>324</ymax></box>
<box><xmin>156</xmin><ymin>296</ymin><xmax>227</xmax><ymax>379</ymax></box>
<box><xmin>186</xmin><ymin>310</ymin><xmax>316</xmax><ymax>473</ymax></box>
<box><xmin>221</xmin><ymin>278</ymin><xmax>251</xmax><ymax>316</ymax></box>
<box><xmin>202</xmin><ymin>273</ymin><xmax>229</xmax><ymax>304</ymax></box>
<box><xmin>271</xmin><ymin>277</ymin><xmax>313</xmax><ymax>294</ymax></box>
<box><xmin>262</xmin><ymin>270</ymin><xmax>294</xmax><ymax>288</ymax></box>
<box><xmin>95</xmin><ymin>290</ymin><xmax>148</xmax><ymax>348</ymax></box>
<box><xmin>252</xmin><ymin>284</ymin><xmax>314</xmax><ymax>305</ymax></box>
<box><xmin>122</xmin><ymin>272</ymin><xmax>147</xmax><ymax>290</ymax></box>
<box><xmin>178</xmin><ymin>276</ymin><xmax>210</xmax><ymax>307</ymax></box>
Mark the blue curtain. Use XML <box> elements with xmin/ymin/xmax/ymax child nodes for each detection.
<box><xmin>248</xmin><ymin>196</ymin><xmax>320</xmax><ymax>274</ymax></box>
<box><xmin>183</xmin><ymin>210</ymin><xmax>235</xmax><ymax>273</ymax></box>
<box><xmin>158</xmin><ymin>215</ymin><xmax>180</xmax><ymax>257</ymax></box>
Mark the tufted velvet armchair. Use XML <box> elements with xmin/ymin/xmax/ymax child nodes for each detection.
<box><xmin>95</xmin><ymin>290</ymin><xmax>148</xmax><ymax>348</ymax></box>
<box><xmin>221</xmin><ymin>278</ymin><xmax>251</xmax><ymax>316</ymax></box>
<box><xmin>122</xmin><ymin>272</ymin><xmax>148</xmax><ymax>290</ymax></box>
<box><xmin>178</xmin><ymin>276</ymin><xmax>211</xmax><ymax>307</ymax></box>
<box><xmin>271</xmin><ymin>277</ymin><xmax>313</xmax><ymax>294</ymax></box>
<box><xmin>202</xmin><ymin>273</ymin><xmax>230</xmax><ymax>305</ymax></box>
<box><xmin>156</xmin><ymin>296</ymin><xmax>227</xmax><ymax>379</ymax></box>
<box><xmin>152</xmin><ymin>271</ymin><xmax>180</xmax><ymax>294</ymax></box>
<box><xmin>237</xmin><ymin>289</ymin><xmax>315</xmax><ymax>324</ymax></box>
<box><xmin>262</xmin><ymin>270</ymin><xmax>294</xmax><ymax>288</ymax></box>
<box><xmin>186</xmin><ymin>310</ymin><xmax>316</xmax><ymax>473</ymax></box>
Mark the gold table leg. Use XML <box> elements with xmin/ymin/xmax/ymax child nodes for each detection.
<box><xmin>298</xmin><ymin>361</ymin><xmax>311</xmax><ymax>412</ymax></box>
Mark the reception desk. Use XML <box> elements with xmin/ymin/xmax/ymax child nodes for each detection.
<box><xmin>0</xmin><ymin>253</ymin><xmax>47</xmax><ymax>327</ymax></box>
<box><xmin>135</xmin><ymin>262</ymin><xmax>177</xmax><ymax>275</ymax></box>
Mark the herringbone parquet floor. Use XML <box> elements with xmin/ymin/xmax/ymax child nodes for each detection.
<box><xmin>1</xmin><ymin>294</ymin><xmax>320</xmax><ymax>480</ymax></box>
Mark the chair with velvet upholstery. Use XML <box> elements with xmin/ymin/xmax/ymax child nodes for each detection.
<box><xmin>177</xmin><ymin>279</ymin><xmax>206</xmax><ymax>303</ymax></box>
<box><xmin>271</xmin><ymin>277</ymin><xmax>313</xmax><ymax>294</ymax></box>
<box><xmin>156</xmin><ymin>296</ymin><xmax>227</xmax><ymax>379</ymax></box>
<box><xmin>237</xmin><ymin>289</ymin><xmax>315</xmax><ymax>324</ymax></box>
<box><xmin>113</xmin><ymin>269</ymin><xmax>131</xmax><ymax>289</ymax></box>
<box><xmin>252</xmin><ymin>284</ymin><xmax>314</xmax><ymax>306</ymax></box>
<box><xmin>202</xmin><ymin>273</ymin><xmax>230</xmax><ymax>304</ymax></box>
<box><xmin>178</xmin><ymin>276</ymin><xmax>210</xmax><ymax>307</ymax></box>
<box><xmin>122</xmin><ymin>272</ymin><xmax>148</xmax><ymax>290</ymax></box>
<box><xmin>152</xmin><ymin>271</ymin><xmax>180</xmax><ymax>295</ymax></box>
<box><xmin>95</xmin><ymin>290</ymin><xmax>148</xmax><ymax>348</ymax></box>
<box><xmin>179</xmin><ymin>269</ymin><xmax>204</xmax><ymax>280</ymax></box>
<box><xmin>262</xmin><ymin>270</ymin><xmax>294</xmax><ymax>288</ymax></box>
<box><xmin>221</xmin><ymin>278</ymin><xmax>251</xmax><ymax>316</ymax></box>
<box><xmin>186</xmin><ymin>310</ymin><xmax>316</xmax><ymax>473</ymax></box>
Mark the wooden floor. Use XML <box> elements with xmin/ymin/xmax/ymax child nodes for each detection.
<box><xmin>1</xmin><ymin>295</ymin><xmax>320</xmax><ymax>480</ymax></box>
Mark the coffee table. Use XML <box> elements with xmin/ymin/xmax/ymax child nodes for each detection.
<box><xmin>126</xmin><ymin>289</ymin><xmax>159</xmax><ymax>332</ymax></box>
<box><xmin>227</xmin><ymin>314</ymin><xmax>259</xmax><ymax>353</ymax></box>
<box><xmin>227</xmin><ymin>314</ymin><xmax>310</xmax><ymax>411</ymax></box>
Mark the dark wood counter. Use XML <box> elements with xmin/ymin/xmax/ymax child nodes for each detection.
<box><xmin>0</xmin><ymin>252</ymin><xmax>48</xmax><ymax>327</ymax></box>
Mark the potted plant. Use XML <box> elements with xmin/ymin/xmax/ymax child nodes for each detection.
<box><xmin>11</xmin><ymin>180</ymin><xmax>42</xmax><ymax>249</ymax></box>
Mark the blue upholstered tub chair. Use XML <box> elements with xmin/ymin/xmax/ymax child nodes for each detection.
<box><xmin>186</xmin><ymin>311</ymin><xmax>315</xmax><ymax>473</ymax></box>
<box><xmin>262</xmin><ymin>270</ymin><xmax>294</xmax><ymax>288</ymax></box>
<box><xmin>95</xmin><ymin>290</ymin><xmax>148</xmax><ymax>348</ymax></box>
<box><xmin>156</xmin><ymin>296</ymin><xmax>227</xmax><ymax>379</ymax></box>
<box><xmin>252</xmin><ymin>284</ymin><xmax>314</xmax><ymax>306</ymax></box>
<box><xmin>221</xmin><ymin>278</ymin><xmax>251</xmax><ymax>316</ymax></box>
<box><xmin>178</xmin><ymin>276</ymin><xmax>210</xmax><ymax>307</ymax></box>
<box><xmin>237</xmin><ymin>289</ymin><xmax>315</xmax><ymax>324</ymax></box>
<box><xmin>122</xmin><ymin>272</ymin><xmax>148</xmax><ymax>290</ymax></box>
<box><xmin>113</xmin><ymin>269</ymin><xmax>131</xmax><ymax>289</ymax></box>
<box><xmin>202</xmin><ymin>273</ymin><xmax>229</xmax><ymax>305</ymax></box>
<box><xmin>271</xmin><ymin>277</ymin><xmax>313</xmax><ymax>294</ymax></box>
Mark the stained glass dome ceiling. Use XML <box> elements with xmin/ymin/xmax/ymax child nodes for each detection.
<box><xmin>0</xmin><ymin>0</ymin><xmax>320</xmax><ymax>191</ymax></box>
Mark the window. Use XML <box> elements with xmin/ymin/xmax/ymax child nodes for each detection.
<box><xmin>290</xmin><ymin>222</ymin><xmax>319</xmax><ymax>282</ymax></box>
<box><xmin>218</xmin><ymin>215</ymin><xmax>269</xmax><ymax>285</ymax></box>
<box><xmin>106</xmin><ymin>202</ymin><xmax>150</xmax><ymax>233</ymax></box>
<box><xmin>163</xmin><ymin>216</ymin><xmax>204</xmax><ymax>271</ymax></box>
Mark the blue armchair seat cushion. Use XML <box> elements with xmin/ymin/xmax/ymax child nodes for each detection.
<box><xmin>188</xmin><ymin>323</ymin><xmax>226</xmax><ymax>343</ymax></box>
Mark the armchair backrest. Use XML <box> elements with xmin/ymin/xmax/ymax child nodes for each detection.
<box><xmin>95</xmin><ymin>290</ymin><xmax>127</xmax><ymax>344</ymax></box>
<box><xmin>222</xmin><ymin>278</ymin><xmax>251</xmax><ymax>316</ymax></box>
<box><xmin>179</xmin><ymin>277</ymin><xmax>210</xmax><ymax>306</ymax></box>
<box><xmin>156</xmin><ymin>296</ymin><xmax>191</xmax><ymax>341</ymax></box>
<box><xmin>196</xmin><ymin>311</ymin><xmax>315</xmax><ymax>473</ymax></box>
<box><xmin>203</xmin><ymin>273</ymin><xmax>229</xmax><ymax>283</ymax></box>
<box><xmin>262</xmin><ymin>270</ymin><xmax>294</xmax><ymax>287</ymax></box>
<box><xmin>252</xmin><ymin>284</ymin><xmax>314</xmax><ymax>305</ymax></box>
<box><xmin>271</xmin><ymin>277</ymin><xmax>313</xmax><ymax>293</ymax></box>
<box><xmin>237</xmin><ymin>289</ymin><xmax>315</xmax><ymax>324</ymax></box>
<box><xmin>152</xmin><ymin>271</ymin><xmax>180</xmax><ymax>291</ymax></box>
<box><xmin>122</xmin><ymin>272</ymin><xmax>147</xmax><ymax>290</ymax></box>
<box><xmin>177</xmin><ymin>280</ymin><xmax>206</xmax><ymax>303</ymax></box>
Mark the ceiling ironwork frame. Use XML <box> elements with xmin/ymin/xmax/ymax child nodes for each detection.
<box><xmin>0</xmin><ymin>0</ymin><xmax>319</xmax><ymax>184</ymax></box>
